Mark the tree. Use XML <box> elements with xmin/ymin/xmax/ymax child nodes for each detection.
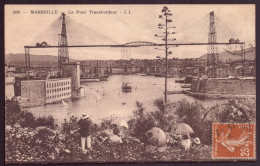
<box><xmin>154</xmin><ymin>6</ymin><xmax>176</xmax><ymax>103</ymax></box>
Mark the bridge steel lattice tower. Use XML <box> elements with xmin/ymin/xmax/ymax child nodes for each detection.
<box><xmin>58</xmin><ymin>13</ymin><xmax>69</xmax><ymax>76</ymax></box>
<box><xmin>207</xmin><ymin>11</ymin><xmax>219</xmax><ymax>78</ymax></box>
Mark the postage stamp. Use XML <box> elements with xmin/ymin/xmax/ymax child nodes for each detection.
<box><xmin>212</xmin><ymin>123</ymin><xmax>256</xmax><ymax>159</ymax></box>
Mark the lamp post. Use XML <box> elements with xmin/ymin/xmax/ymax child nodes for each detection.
<box><xmin>154</xmin><ymin>6</ymin><xmax>175</xmax><ymax>103</ymax></box>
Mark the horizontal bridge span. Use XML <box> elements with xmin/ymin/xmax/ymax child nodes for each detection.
<box><xmin>24</xmin><ymin>42</ymin><xmax>244</xmax><ymax>48</ymax></box>
<box><xmin>123</xmin><ymin>41</ymin><xmax>156</xmax><ymax>47</ymax></box>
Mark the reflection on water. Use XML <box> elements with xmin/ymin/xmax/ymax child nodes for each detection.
<box><xmin>26</xmin><ymin>75</ymin><xmax>225</xmax><ymax>123</ymax></box>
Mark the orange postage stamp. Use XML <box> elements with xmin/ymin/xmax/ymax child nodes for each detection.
<box><xmin>212</xmin><ymin>123</ymin><xmax>255</xmax><ymax>159</ymax></box>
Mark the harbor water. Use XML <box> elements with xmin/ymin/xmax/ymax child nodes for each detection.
<box><xmin>26</xmin><ymin>75</ymin><xmax>226</xmax><ymax>124</ymax></box>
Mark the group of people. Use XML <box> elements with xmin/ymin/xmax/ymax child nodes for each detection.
<box><xmin>180</xmin><ymin>135</ymin><xmax>201</xmax><ymax>151</ymax></box>
<box><xmin>71</xmin><ymin>113</ymin><xmax>201</xmax><ymax>154</ymax></box>
<box><xmin>71</xmin><ymin>113</ymin><xmax>125</xmax><ymax>154</ymax></box>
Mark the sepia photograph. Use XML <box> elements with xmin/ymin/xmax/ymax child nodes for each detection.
<box><xmin>5</xmin><ymin>4</ymin><xmax>256</xmax><ymax>163</ymax></box>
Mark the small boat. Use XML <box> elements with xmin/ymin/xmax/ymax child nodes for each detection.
<box><xmin>80</xmin><ymin>78</ymin><xmax>100</xmax><ymax>82</ymax></box>
<box><xmin>166</xmin><ymin>91</ymin><xmax>183</xmax><ymax>94</ymax></box>
<box><xmin>175</xmin><ymin>79</ymin><xmax>185</xmax><ymax>83</ymax></box>
<box><xmin>97</xmin><ymin>94</ymin><xmax>101</xmax><ymax>100</ymax></box>
<box><xmin>99</xmin><ymin>77</ymin><xmax>108</xmax><ymax>81</ymax></box>
<box><xmin>137</xmin><ymin>73</ymin><xmax>146</xmax><ymax>76</ymax></box>
<box><xmin>155</xmin><ymin>74</ymin><xmax>164</xmax><ymax>77</ymax></box>
<box><xmin>181</xmin><ymin>85</ymin><xmax>191</xmax><ymax>88</ymax></box>
<box><xmin>175</xmin><ymin>76</ymin><xmax>193</xmax><ymax>84</ymax></box>
<box><xmin>122</xmin><ymin>83</ymin><xmax>132</xmax><ymax>93</ymax></box>
<box><xmin>62</xmin><ymin>99</ymin><xmax>68</xmax><ymax>106</ymax></box>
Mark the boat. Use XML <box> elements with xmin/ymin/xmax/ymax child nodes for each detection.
<box><xmin>155</xmin><ymin>74</ymin><xmax>164</xmax><ymax>77</ymax></box>
<box><xmin>97</xmin><ymin>94</ymin><xmax>101</xmax><ymax>100</ymax></box>
<box><xmin>122</xmin><ymin>83</ymin><xmax>132</xmax><ymax>93</ymax></box>
<box><xmin>80</xmin><ymin>78</ymin><xmax>100</xmax><ymax>82</ymax></box>
<box><xmin>166</xmin><ymin>91</ymin><xmax>183</xmax><ymax>94</ymax></box>
<box><xmin>121</xmin><ymin>47</ymin><xmax>132</xmax><ymax>93</ymax></box>
<box><xmin>99</xmin><ymin>77</ymin><xmax>108</xmax><ymax>81</ymax></box>
<box><xmin>175</xmin><ymin>79</ymin><xmax>185</xmax><ymax>83</ymax></box>
<box><xmin>181</xmin><ymin>84</ymin><xmax>191</xmax><ymax>88</ymax></box>
<box><xmin>62</xmin><ymin>99</ymin><xmax>68</xmax><ymax>106</ymax></box>
<box><xmin>155</xmin><ymin>74</ymin><xmax>174</xmax><ymax>78</ymax></box>
<box><xmin>175</xmin><ymin>76</ymin><xmax>193</xmax><ymax>84</ymax></box>
<box><xmin>137</xmin><ymin>73</ymin><xmax>146</xmax><ymax>76</ymax></box>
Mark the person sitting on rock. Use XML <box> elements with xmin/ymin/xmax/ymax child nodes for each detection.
<box><xmin>180</xmin><ymin>135</ymin><xmax>191</xmax><ymax>151</ymax></box>
<box><xmin>191</xmin><ymin>137</ymin><xmax>201</xmax><ymax>148</ymax></box>
<box><xmin>109</xmin><ymin>127</ymin><xmax>123</xmax><ymax>144</ymax></box>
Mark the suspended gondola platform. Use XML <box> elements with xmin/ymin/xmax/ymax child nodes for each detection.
<box><xmin>122</xmin><ymin>83</ymin><xmax>132</xmax><ymax>93</ymax></box>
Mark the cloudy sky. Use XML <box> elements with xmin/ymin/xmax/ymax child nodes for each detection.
<box><xmin>5</xmin><ymin>4</ymin><xmax>255</xmax><ymax>60</ymax></box>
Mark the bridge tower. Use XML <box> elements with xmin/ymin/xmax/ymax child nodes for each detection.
<box><xmin>58</xmin><ymin>13</ymin><xmax>69</xmax><ymax>76</ymax></box>
<box><xmin>207</xmin><ymin>11</ymin><xmax>219</xmax><ymax>78</ymax></box>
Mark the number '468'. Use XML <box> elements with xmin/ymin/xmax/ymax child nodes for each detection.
<box><xmin>13</xmin><ymin>10</ymin><xmax>20</xmax><ymax>14</ymax></box>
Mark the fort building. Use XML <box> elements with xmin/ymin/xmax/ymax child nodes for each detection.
<box><xmin>20</xmin><ymin>78</ymin><xmax>71</xmax><ymax>107</ymax></box>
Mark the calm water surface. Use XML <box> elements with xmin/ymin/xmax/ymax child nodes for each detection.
<box><xmin>27</xmin><ymin>75</ymin><xmax>226</xmax><ymax>123</ymax></box>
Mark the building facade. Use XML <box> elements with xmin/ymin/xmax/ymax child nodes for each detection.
<box><xmin>20</xmin><ymin>78</ymin><xmax>71</xmax><ymax>107</ymax></box>
<box><xmin>46</xmin><ymin>78</ymin><xmax>71</xmax><ymax>104</ymax></box>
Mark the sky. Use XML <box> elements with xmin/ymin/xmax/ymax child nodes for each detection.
<box><xmin>5</xmin><ymin>4</ymin><xmax>255</xmax><ymax>60</ymax></box>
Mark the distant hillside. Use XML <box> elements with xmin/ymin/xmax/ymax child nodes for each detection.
<box><xmin>199</xmin><ymin>47</ymin><xmax>255</xmax><ymax>61</ymax></box>
<box><xmin>6</xmin><ymin>47</ymin><xmax>255</xmax><ymax>65</ymax></box>
<box><xmin>5</xmin><ymin>53</ymin><xmax>77</xmax><ymax>64</ymax></box>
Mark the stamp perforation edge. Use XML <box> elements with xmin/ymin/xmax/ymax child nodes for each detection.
<box><xmin>211</xmin><ymin>123</ymin><xmax>256</xmax><ymax>160</ymax></box>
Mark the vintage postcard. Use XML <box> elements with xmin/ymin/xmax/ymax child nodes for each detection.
<box><xmin>5</xmin><ymin>4</ymin><xmax>256</xmax><ymax>163</ymax></box>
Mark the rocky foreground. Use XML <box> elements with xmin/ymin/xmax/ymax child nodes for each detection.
<box><xmin>6</xmin><ymin>124</ymin><xmax>211</xmax><ymax>162</ymax></box>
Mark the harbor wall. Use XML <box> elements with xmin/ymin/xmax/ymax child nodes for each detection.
<box><xmin>191</xmin><ymin>78</ymin><xmax>256</xmax><ymax>95</ymax></box>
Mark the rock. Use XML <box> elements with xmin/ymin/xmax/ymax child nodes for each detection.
<box><xmin>145</xmin><ymin>145</ymin><xmax>157</xmax><ymax>153</ymax></box>
<box><xmin>109</xmin><ymin>135</ymin><xmax>123</xmax><ymax>144</ymax></box>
